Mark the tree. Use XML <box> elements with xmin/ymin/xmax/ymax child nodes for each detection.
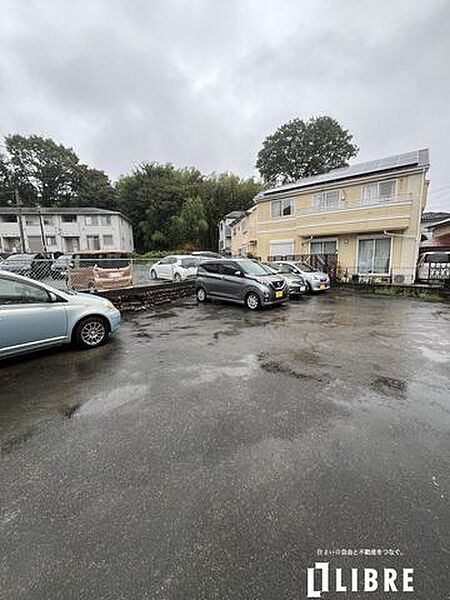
<box><xmin>171</xmin><ymin>196</ymin><xmax>208</xmax><ymax>247</ymax></box>
<box><xmin>3</xmin><ymin>134</ymin><xmax>80</xmax><ymax>206</ymax></box>
<box><xmin>74</xmin><ymin>165</ymin><xmax>116</xmax><ymax>210</ymax></box>
<box><xmin>116</xmin><ymin>162</ymin><xmax>187</xmax><ymax>251</ymax></box>
<box><xmin>256</xmin><ymin>116</ymin><xmax>358</xmax><ymax>184</ymax></box>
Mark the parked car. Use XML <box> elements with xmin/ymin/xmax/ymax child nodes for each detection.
<box><xmin>270</xmin><ymin>261</ymin><xmax>330</xmax><ymax>292</ymax></box>
<box><xmin>150</xmin><ymin>255</ymin><xmax>202</xmax><ymax>281</ymax></box>
<box><xmin>0</xmin><ymin>270</ymin><xmax>121</xmax><ymax>359</ymax></box>
<box><xmin>0</xmin><ymin>252</ymin><xmax>58</xmax><ymax>280</ymax></box>
<box><xmin>262</xmin><ymin>262</ymin><xmax>308</xmax><ymax>297</ymax></box>
<box><xmin>191</xmin><ymin>251</ymin><xmax>223</xmax><ymax>258</ymax></box>
<box><xmin>50</xmin><ymin>253</ymin><xmax>73</xmax><ymax>279</ymax></box>
<box><xmin>417</xmin><ymin>251</ymin><xmax>450</xmax><ymax>283</ymax></box>
<box><xmin>196</xmin><ymin>258</ymin><xmax>288</xmax><ymax>310</ymax></box>
<box><xmin>68</xmin><ymin>251</ymin><xmax>132</xmax><ymax>291</ymax></box>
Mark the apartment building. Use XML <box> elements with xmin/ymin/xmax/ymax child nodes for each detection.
<box><xmin>253</xmin><ymin>149</ymin><xmax>430</xmax><ymax>284</ymax></box>
<box><xmin>0</xmin><ymin>207</ymin><xmax>134</xmax><ymax>253</ymax></box>
<box><xmin>218</xmin><ymin>211</ymin><xmax>246</xmax><ymax>255</ymax></box>
<box><xmin>230</xmin><ymin>205</ymin><xmax>258</xmax><ymax>257</ymax></box>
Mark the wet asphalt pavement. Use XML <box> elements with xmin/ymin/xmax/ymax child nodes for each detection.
<box><xmin>1</xmin><ymin>290</ymin><xmax>449</xmax><ymax>599</ymax></box>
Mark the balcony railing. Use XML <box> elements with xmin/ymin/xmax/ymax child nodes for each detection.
<box><xmin>298</xmin><ymin>194</ymin><xmax>414</xmax><ymax>215</ymax></box>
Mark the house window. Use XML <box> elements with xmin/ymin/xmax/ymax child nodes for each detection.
<box><xmin>313</xmin><ymin>190</ymin><xmax>340</xmax><ymax>212</ymax></box>
<box><xmin>358</xmin><ymin>237</ymin><xmax>391</xmax><ymax>274</ymax></box>
<box><xmin>87</xmin><ymin>235</ymin><xmax>100</xmax><ymax>250</ymax></box>
<box><xmin>362</xmin><ymin>180</ymin><xmax>396</xmax><ymax>204</ymax></box>
<box><xmin>64</xmin><ymin>237</ymin><xmax>80</xmax><ymax>252</ymax></box>
<box><xmin>241</xmin><ymin>217</ymin><xmax>248</xmax><ymax>234</ymax></box>
<box><xmin>25</xmin><ymin>216</ymin><xmax>40</xmax><ymax>226</ymax></box>
<box><xmin>103</xmin><ymin>235</ymin><xmax>114</xmax><ymax>246</ymax></box>
<box><xmin>0</xmin><ymin>214</ymin><xmax>17</xmax><ymax>223</ymax></box>
<box><xmin>310</xmin><ymin>239</ymin><xmax>337</xmax><ymax>254</ymax></box>
<box><xmin>269</xmin><ymin>240</ymin><xmax>294</xmax><ymax>258</ymax></box>
<box><xmin>85</xmin><ymin>215</ymin><xmax>99</xmax><ymax>226</ymax></box>
<box><xmin>3</xmin><ymin>237</ymin><xmax>21</xmax><ymax>251</ymax></box>
<box><xmin>61</xmin><ymin>215</ymin><xmax>77</xmax><ymax>223</ymax></box>
<box><xmin>46</xmin><ymin>236</ymin><xmax>57</xmax><ymax>246</ymax></box>
<box><xmin>101</xmin><ymin>215</ymin><xmax>112</xmax><ymax>226</ymax></box>
<box><xmin>271</xmin><ymin>198</ymin><xmax>294</xmax><ymax>219</ymax></box>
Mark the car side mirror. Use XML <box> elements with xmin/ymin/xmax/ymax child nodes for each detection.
<box><xmin>49</xmin><ymin>292</ymin><xmax>59</xmax><ymax>303</ymax></box>
<box><xmin>234</xmin><ymin>270</ymin><xmax>243</xmax><ymax>277</ymax></box>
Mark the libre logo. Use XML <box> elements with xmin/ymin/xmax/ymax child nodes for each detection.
<box><xmin>306</xmin><ymin>562</ymin><xmax>414</xmax><ymax>598</ymax></box>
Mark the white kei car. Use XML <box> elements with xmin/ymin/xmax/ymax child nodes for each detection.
<box><xmin>149</xmin><ymin>255</ymin><xmax>202</xmax><ymax>282</ymax></box>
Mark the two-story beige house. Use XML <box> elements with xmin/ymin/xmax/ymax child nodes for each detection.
<box><xmin>255</xmin><ymin>149</ymin><xmax>430</xmax><ymax>284</ymax></box>
<box><xmin>230</xmin><ymin>205</ymin><xmax>258</xmax><ymax>257</ymax></box>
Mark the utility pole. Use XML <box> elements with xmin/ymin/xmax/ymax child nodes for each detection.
<box><xmin>15</xmin><ymin>190</ymin><xmax>26</xmax><ymax>253</ymax></box>
<box><xmin>37</xmin><ymin>205</ymin><xmax>47</xmax><ymax>252</ymax></box>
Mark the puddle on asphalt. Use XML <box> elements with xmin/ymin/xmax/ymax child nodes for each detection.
<box><xmin>418</xmin><ymin>346</ymin><xmax>449</xmax><ymax>364</ymax></box>
<box><xmin>181</xmin><ymin>354</ymin><xmax>259</xmax><ymax>385</ymax></box>
<box><xmin>74</xmin><ymin>384</ymin><xmax>149</xmax><ymax>416</ymax></box>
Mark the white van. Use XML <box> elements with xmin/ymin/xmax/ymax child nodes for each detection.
<box><xmin>417</xmin><ymin>251</ymin><xmax>450</xmax><ymax>282</ymax></box>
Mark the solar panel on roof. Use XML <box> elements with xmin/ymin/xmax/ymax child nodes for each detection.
<box><xmin>261</xmin><ymin>149</ymin><xmax>429</xmax><ymax>197</ymax></box>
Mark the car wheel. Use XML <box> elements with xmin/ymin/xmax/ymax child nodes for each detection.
<box><xmin>196</xmin><ymin>287</ymin><xmax>207</xmax><ymax>303</ymax></box>
<box><xmin>173</xmin><ymin>272</ymin><xmax>182</xmax><ymax>282</ymax></box>
<box><xmin>306</xmin><ymin>281</ymin><xmax>313</xmax><ymax>294</ymax></box>
<box><xmin>74</xmin><ymin>316</ymin><xmax>109</xmax><ymax>349</ymax></box>
<box><xmin>150</xmin><ymin>269</ymin><xmax>157</xmax><ymax>280</ymax></box>
<box><xmin>245</xmin><ymin>291</ymin><xmax>261</xmax><ymax>310</ymax></box>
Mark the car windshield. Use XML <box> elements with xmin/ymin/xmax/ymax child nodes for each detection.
<box><xmin>5</xmin><ymin>254</ymin><xmax>33</xmax><ymax>263</ymax></box>
<box><xmin>294</xmin><ymin>262</ymin><xmax>316</xmax><ymax>273</ymax></box>
<box><xmin>180</xmin><ymin>258</ymin><xmax>199</xmax><ymax>267</ymax></box>
<box><xmin>238</xmin><ymin>259</ymin><xmax>271</xmax><ymax>276</ymax></box>
<box><xmin>270</xmin><ymin>263</ymin><xmax>292</xmax><ymax>274</ymax></box>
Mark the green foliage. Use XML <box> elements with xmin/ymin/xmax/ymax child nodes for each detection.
<box><xmin>256</xmin><ymin>116</ymin><xmax>358</xmax><ymax>184</ymax></box>
<box><xmin>0</xmin><ymin>134</ymin><xmax>116</xmax><ymax>209</ymax></box>
<box><xmin>0</xmin><ymin>133</ymin><xmax>264</xmax><ymax>252</ymax></box>
<box><xmin>171</xmin><ymin>196</ymin><xmax>208</xmax><ymax>247</ymax></box>
<box><xmin>116</xmin><ymin>164</ymin><xmax>263</xmax><ymax>252</ymax></box>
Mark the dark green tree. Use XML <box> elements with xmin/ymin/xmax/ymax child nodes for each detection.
<box><xmin>74</xmin><ymin>165</ymin><xmax>116</xmax><ymax>209</ymax></box>
<box><xmin>3</xmin><ymin>134</ymin><xmax>80</xmax><ymax>206</ymax></box>
<box><xmin>171</xmin><ymin>196</ymin><xmax>208</xmax><ymax>247</ymax></box>
<box><xmin>256</xmin><ymin>116</ymin><xmax>358</xmax><ymax>184</ymax></box>
<box><xmin>116</xmin><ymin>162</ymin><xmax>187</xmax><ymax>251</ymax></box>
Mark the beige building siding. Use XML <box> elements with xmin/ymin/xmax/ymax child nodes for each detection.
<box><xmin>254</xmin><ymin>154</ymin><xmax>429</xmax><ymax>284</ymax></box>
<box><xmin>230</xmin><ymin>206</ymin><xmax>258</xmax><ymax>257</ymax></box>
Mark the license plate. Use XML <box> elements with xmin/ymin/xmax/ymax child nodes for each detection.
<box><xmin>275</xmin><ymin>291</ymin><xmax>283</xmax><ymax>298</ymax></box>
<box><xmin>319</xmin><ymin>284</ymin><xmax>326</xmax><ymax>290</ymax></box>
<box><xmin>109</xmin><ymin>272</ymin><xmax>122</xmax><ymax>278</ymax></box>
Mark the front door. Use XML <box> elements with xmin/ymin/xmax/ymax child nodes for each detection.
<box><xmin>0</xmin><ymin>276</ymin><xmax>68</xmax><ymax>356</ymax></box>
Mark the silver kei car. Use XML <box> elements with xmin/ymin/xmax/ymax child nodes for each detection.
<box><xmin>0</xmin><ymin>270</ymin><xmax>121</xmax><ymax>359</ymax></box>
<box><xmin>196</xmin><ymin>258</ymin><xmax>288</xmax><ymax>310</ymax></box>
<box><xmin>271</xmin><ymin>261</ymin><xmax>331</xmax><ymax>292</ymax></box>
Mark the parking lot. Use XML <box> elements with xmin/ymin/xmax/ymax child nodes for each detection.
<box><xmin>1</xmin><ymin>290</ymin><xmax>449</xmax><ymax>599</ymax></box>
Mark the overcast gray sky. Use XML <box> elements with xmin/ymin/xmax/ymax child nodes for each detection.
<box><xmin>1</xmin><ymin>0</ymin><xmax>449</xmax><ymax>210</ymax></box>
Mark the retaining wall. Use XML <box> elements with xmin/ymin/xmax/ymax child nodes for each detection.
<box><xmin>98</xmin><ymin>281</ymin><xmax>195</xmax><ymax>311</ymax></box>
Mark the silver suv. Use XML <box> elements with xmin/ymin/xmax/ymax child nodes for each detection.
<box><xmin>196</xmin><ymin>259</ymin><xmax>288</xmax><ymax>310</ymax></box>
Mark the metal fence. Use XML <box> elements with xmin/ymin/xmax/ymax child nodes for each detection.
<box><xmin>0</xmin><ymin>257</ymin><xmax>159</xmax><ymax>292</ymax></box>
<box><xmin>267</xmin><ymin>253</ymin><xmax>339</xmax><ymax>281</ymax></box>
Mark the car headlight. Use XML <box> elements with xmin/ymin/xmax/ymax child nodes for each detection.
<box><xmin>103</xmin><ymin>299</ymin><xmax>115</xmax><ymax>309</ymax></box>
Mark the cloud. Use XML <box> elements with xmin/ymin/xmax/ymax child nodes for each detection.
<box><xmin>0</xmin><ymin>0</ymin><xmax>449</xmax><ymax>209</ymax></box>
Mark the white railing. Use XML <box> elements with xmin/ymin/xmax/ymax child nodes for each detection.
<box><xmin>298</xmin><ymin>194</ymin><xmax>414</xmax><ymax>215</ymax></box>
